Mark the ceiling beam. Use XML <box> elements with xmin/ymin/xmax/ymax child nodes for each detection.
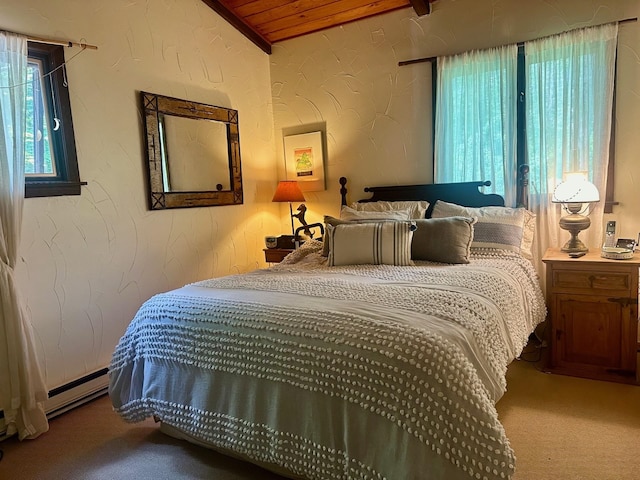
<box><xmin>201</xmin><ymin>0</ymin><xmax>272</xmax><ymax>54</ymax></box>
<box><xmin>410</xmin><ymin>0</ymin><xmax>431</xmax><ymax>16</ymax></box>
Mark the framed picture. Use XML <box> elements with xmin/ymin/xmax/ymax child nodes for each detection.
<box><xmin>284</xmin><ymin>131</ymin><xmax>325</xmax><ymax>191</ymax></box>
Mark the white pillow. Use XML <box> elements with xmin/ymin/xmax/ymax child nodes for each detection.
<box><xmin>348</xmin><ymin>200</ymin><xmax>429</xmax><ymax>219</ymax></box>
<box><xmin>327</xmin><ymin>221</ymin><xmax>416</xmax><ymax>266</ymax></box>
<box><xmin>431</xmin><ymin>200</ymin><xmax>535</xmax><ymax>259</ymax></box>
<box><xmin>339</xmin><ymin>205</ymin><xmax>412</xmax><ymax>221</ymax></box>
<box><xmin>520</xmin><ymin>210</ymin><xmax>536</xmax><ymax>261</ymax></box>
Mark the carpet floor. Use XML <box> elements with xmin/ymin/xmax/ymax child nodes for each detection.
<box><xmin>1</xmin><ymin>358</ymin><xmax>639</xmax><ymax>480</ymax></box>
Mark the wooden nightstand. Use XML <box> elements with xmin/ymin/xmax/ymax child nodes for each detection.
<box><xmin>263</xmin><ymin>248</ymin><xmax>294</xmax><ymax>263</ymax></box>
<box><xmin>542</xmin><ymin>247</ymin><xmax>640</xmax><ymax>384</ymax></box>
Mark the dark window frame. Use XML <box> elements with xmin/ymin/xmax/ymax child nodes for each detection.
<box><xmin>25</xmin><ymin>42</ymin><xmax>82</xmax><ymax>198</ymax></box>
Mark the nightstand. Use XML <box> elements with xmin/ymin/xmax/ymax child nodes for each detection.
<box><xmin>263</xmin><ymin>248</ymin><xmax>294</xmax><ymax>263</ymax></box>
<box><xmin>542</xmin><ymin>247</ymin><xmax>640</xmax><ymax>384</ymax></box>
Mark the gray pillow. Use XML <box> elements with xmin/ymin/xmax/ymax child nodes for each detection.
<box><xmin>411</xmin><ymin>217</ymin><xmax>476</xmax><ymax>264</ymax></box>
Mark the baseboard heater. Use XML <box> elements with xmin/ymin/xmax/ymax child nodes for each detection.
<box><xmin>0</xmin><ymin>367</ymin><xmax>109</xmax><ymax>439</ymax></box>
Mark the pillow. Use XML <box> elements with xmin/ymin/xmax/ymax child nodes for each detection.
<box><xmin>411</xmin><ymin>217</ymin><xmax>476</xmax><ymax>264</ymax></box>
<box><xmin>431</xmin><ymin>200</ymin><xmax>535</xmax><ymax>258</ymax></box>
<box><xmin>325</xmin><ymin>208</ymin><xmax>412</xmax><ymax>258</ymax></box>
<box><xmin>322</xmin><ymin>214</ymin><xmax>407</xmax><ymax>257</ymax></box>
<box><xmin>326</xmin><ymin>221</ymin><xmax>416</xmax><ymax>267</ymax></box>
<box><xmin>520</xmin><ymin>209</ymin><xmax>536</xmax><ymax>260</ymax></box>
<box><xmin>348</xmin><ymin>200</ymin><xmax>429</xmax><ymax>219</ymax></box>
<box><xmin>339</xmin><ymin>205</ymin><xmax>413</xmax><ymax>221</ymax></box>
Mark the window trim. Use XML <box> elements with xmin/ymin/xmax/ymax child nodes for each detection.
<box><xmin>25</xmin><ymin>42</ymin><xmax>83</xmax><ymax>198</ymax></box>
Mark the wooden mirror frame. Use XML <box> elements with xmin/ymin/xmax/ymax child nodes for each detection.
<box><xmin>141</xmin><ymin>91</ymin><xmax>243</xmax><ymax>209</ymax></box>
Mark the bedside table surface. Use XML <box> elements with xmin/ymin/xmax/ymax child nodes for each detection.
<box><xmin>543</xmin><ymin>247</ymin><xmax>640</xmax><ymax>265</ymax></box>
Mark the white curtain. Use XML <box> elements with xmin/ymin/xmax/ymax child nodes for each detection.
<box><xmin>0</xmin><ymin>31</ymin><xmax>49</xmax><ymax>439</ymax></box>
<box><xmin>434</xmin><ymin>45</ymin><xmax>518</xmax><ymax>206</ymax></box>
<box><xmin>525</xmin><ymin>23</ymin><xmax>619</xmax><ymax>275</ymax></box>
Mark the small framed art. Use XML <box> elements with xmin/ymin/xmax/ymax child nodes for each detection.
<box><xmin>283</xmin><ymin>131</ymin><xmax>325</xmax><ymax>191</ymax></box>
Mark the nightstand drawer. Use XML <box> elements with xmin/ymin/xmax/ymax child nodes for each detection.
<box><xmin>552</xmin><ymin>269</ymin><xmax>631</xmax><ymax>294</ymax></box>
<box><xmin>264</xmin><ymin>248</ymin><xmax>294</xmax><ymax>263</ymax></box>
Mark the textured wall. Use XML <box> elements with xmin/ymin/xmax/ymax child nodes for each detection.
<box><xmin>2</xmin><ymin>0</ymin><xmax>279</xmax><ymax>389</ymax></box>
<box><xmin>271</xmin><ymin>0</ymin><xmax>640</xmax><ymax>240</ymax></box>
<box><xmin>4</xmin><ymin>0</ymin><xmax>640</xmax><ymax>393</ymax></box>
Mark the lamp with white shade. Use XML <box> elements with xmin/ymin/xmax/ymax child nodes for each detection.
<box><xmin>552</xmin><ymin>173</ymin><xmax>600</xmax><ymax>253</ymax></box>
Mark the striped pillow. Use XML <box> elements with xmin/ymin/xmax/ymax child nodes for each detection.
<box><xmin>431</xmin><ymin>201</ymin><xmax>532</xmax><ymax>256</ymax></box>
<box><xmin>327</xmin><ymin>221</ymin><xmax>416</xmax><ymax>266</ymax></box>
<box><xmin>322</xmin><ymin>215</ymin><xmax>407</xmax><ymax>257</ymax></box>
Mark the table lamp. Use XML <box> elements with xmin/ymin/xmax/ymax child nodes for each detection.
<box><xmin>272</xmin><ymin>180</ymin><xmax>306</xmax><ymax>236</ymax></box>
<box><xmin>552</xmin><ymin>173</ymin><xmax>600</xmax><ymax>253</ymax></box>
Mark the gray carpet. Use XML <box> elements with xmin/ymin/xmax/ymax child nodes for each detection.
<box><xmin>1</xmin><ymin>359</ymin><xmax>639</xmax><ymax>479</ymax></box>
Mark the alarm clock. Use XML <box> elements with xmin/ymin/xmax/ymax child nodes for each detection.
<box><xmin>265</xmin><ymin>236</ymin><xmax>277</xmax><ymax>249</ymax></box>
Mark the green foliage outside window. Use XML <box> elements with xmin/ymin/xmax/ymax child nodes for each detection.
<box><xmin>24</xmin><ymin>60</ymin><xmax>54</xmax><ymax>176</ymax></box>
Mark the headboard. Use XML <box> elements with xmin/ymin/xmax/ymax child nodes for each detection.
<box><xmin>339</xmin><ymin>177</ymin><xmax>505</xmax><ymax>213</ymax></box>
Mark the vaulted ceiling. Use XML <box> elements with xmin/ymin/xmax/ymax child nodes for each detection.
<box><xmin>202</xmin><ymin>0</ymin><xmax>435</xmax><ymax>54</ymax></box>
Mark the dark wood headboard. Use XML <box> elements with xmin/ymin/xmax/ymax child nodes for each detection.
<box><xmin>339</xmin><ymin>177</ymin><xmax>505</xmax><ymax>214</ymax></box>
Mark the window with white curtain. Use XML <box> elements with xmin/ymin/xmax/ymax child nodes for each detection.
<box><xmin>434</xmin><ymin>45</ymin><xmax>518</xmax><ymax>206</ymax></box>
<box><xmin>434</xmin><ymin>24</ymin><xmax>618</xmax><ymax>212</ymax></box>
<box><xmin>524</xmin><ymin>24</ymin><xmax>618</xmax><ymax>203</ymax></box>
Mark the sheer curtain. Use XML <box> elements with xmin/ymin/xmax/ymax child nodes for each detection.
<box><xmin>525</xmin><ymin>23</ymin><xmax>619</xmax><ymax>275</ymax></box>
<box><xmin>0</xmin><ymin>31</ymin><xmax>49</xmax><ymax>439</ymax></box>
<box><xmin>434</xmin><ymin>45</ymin><xmax>518</xmax><ymax>206</ymax></box>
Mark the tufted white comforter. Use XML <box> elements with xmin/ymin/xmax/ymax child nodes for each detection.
<box><xmin>109</xmin><ymin>240</ymin><xmax>545</xmax><ymax>480</ymax></box>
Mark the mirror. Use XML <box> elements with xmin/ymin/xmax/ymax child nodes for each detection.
<box><xmin>141</xmin><ymin>91</ymin><xmax>243</xmax><ymax>209</ymax></box>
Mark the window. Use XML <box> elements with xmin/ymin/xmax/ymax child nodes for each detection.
<box><xmin>433</xmin><ymin>45</ymin><xmax>518</xmax><ymax>206</ymax></box>
<box><xmin>434</xmin><ymin>25</ymin><xmax>618</xmax><ymax>209</ymax></box>
<box><xmin>25</xmin><ymin>42</ymin><xmax>82</xmax><ymax>197</ymax></box>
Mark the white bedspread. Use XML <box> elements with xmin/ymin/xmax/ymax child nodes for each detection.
<box><xmin>109</xmin><ymin>240</ymin><xmax>546</xmax><ymax>480</ymax></box>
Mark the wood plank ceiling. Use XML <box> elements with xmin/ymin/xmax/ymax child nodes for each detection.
<box><xmin>202</xmin><ymin>0</ymin><xmax>434</xmax><ymax>54</ymax></box>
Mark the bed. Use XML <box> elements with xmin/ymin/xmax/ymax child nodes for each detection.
<box><xmin>109</xmin><ymin>178</ymin><xmax>545</xmax><ymax>480</ymax></box>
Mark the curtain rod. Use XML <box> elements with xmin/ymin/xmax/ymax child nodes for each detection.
<box><xmin>399</xmin><ymin>16</ymin><xmax>636</xmax><ymax>67</ymax></box>
<box><xmin>28</xmin><ymin>34</ymin><xmax>98</xmax><ymax>50</ymax></box>
<box><xmin>1</xmin><ymin>29</ymin><xmax>97</xmax><ymax>50</ymax></box>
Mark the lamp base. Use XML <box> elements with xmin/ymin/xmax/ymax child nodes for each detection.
<box><xmin>560</xmin><ymin>237</ymin><xmax>588</xmax><ymax>254</ymax></box>
<box><xmin>559</xmin><ymin>212</ymin><xmax>591</xmax><ymax>254</ymax></box>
